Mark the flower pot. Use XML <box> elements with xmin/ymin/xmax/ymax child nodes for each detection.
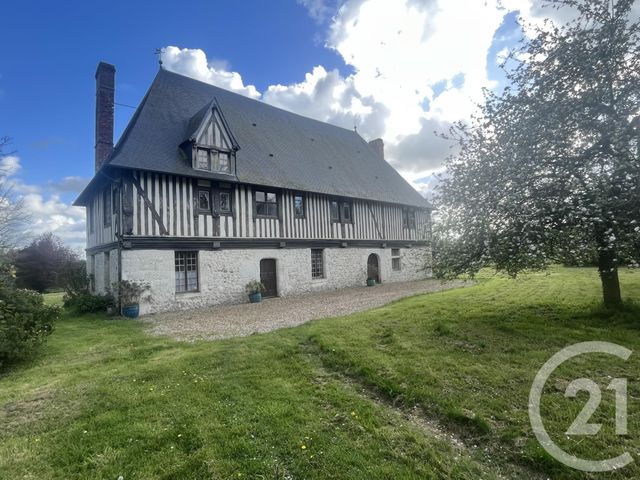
<box><xmin>122</xmin><ymin>304</ymin><xmax>140</xmax><ymax>318</ymax></box>
<box><xmin>366</xmin><ymin>279</ymin><xmax>376</xmax><ymax>287</ymax></box>
<box><xmin>248</xmin><ymin>292</ymin><xmax>262</xmax><ymax>303</ymax></box>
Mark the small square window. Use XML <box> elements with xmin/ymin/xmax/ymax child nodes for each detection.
<box><xmin>294</xmin><ymin>194</ymin><xmax>305</xmax><ymax>218</ymax></box>
<box><xmin>198</xmin><ymin>190</ymin><xmax>210</xmax><ymax>212</ymax></box>
<box><xmin>311</xmin><ymin>249</ymin><xmax>324</xmax><ymax>279</ymax></box>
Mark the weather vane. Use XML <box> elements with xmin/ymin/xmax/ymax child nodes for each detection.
<box><xmin>155</xmin><ymin>48</ymin><xmax>165</xmax><ymax>66</ymax></box>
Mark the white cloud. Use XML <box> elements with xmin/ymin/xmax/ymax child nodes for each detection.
<box><xmin>1</xmin><ymin>155</ymin><xmax>86</xmax><ymax>250</ymax></box>
<box><xmin>297</xmin><ymin>0</ymin><xmax>339</xmax><ymax>23</ymax></box>
<box><xmin>263</xmin><ymin>65</ymin><xmax>389</xmax><ymax>139</ymax></box>
<box><xmin>163</xmin><ymin>0</ymin><xmax>631</xmax><ymax>186</ymax></box>
<box><xmin>160</xmin><ymin>46</ymin><xmax>260</xmax><ymax>99</ymax></box>
<box><xmin>0</xmin><ymin>155</ymin><xmax>21</xmax><ymax>176</ymax></box>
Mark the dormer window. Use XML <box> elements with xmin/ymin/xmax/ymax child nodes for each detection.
<box><xmin>188</xmin><ymin>104</ymin><xmax>238</xmax><ymax>175</ymax></box>
<box><xmin>195</xmin><ymin>147</ymin><xmax>231</xmax><ymax>173</ymax></box>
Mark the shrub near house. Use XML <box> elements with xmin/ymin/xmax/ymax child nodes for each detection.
<box><xmin>0</xmin><ymin>263</ymin><xmax>59</xmax><ymax>369</ymax></box>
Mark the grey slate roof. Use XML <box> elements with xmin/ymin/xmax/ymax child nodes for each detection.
<box><xmin>76</xmin><ymin>68</ymin><xmax>430</xmax><ymax>208</ymax></box>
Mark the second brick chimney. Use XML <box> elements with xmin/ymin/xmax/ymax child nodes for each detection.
<box><xmin>368</xmin><ymin>138</ymin><xmax>384</xmax><ymax>159</ymax></box>
<box><xmin>95</xmin><ymin>62</ymin><xmax>116</xmax><ymax>171</ymax></box>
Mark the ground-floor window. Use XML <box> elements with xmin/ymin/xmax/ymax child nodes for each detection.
<box><xmin>391</xmin><ymin>248</ymin><xmax>401</xmax><ymax>271</ymax></box>
<box><xmin>311</xmin><ymin>248</ymin><xmax>324</xmax><ymax>279</ymax></box>
<box><xmin>175</xmin><ymin>251</ymin><xmax>199</xmax><ymax>293</ymax></box>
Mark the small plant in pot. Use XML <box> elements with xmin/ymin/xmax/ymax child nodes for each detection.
<box><xmin>119</xmin><ymin>280</ymin><xmax>150</xmax><ymax>318</ymax></box>
<box><xmin>245</xmin><ymin>280</ymin><xmax>266</xmax><ymax>303</ymax></box>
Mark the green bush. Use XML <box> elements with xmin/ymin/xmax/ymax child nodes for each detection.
<box><xmin>63</xmin><ymin>292</ymin><xmax>114</xmax><ymax>314</ymax></box>
<box><xmin>0</xmin><ymin>286</ymin><xmax>60</xmax><ymax>370</ymax></box>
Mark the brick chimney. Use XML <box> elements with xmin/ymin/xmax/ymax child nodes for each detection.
<box><xmin>95</xmin><ymin>62</ymin><xmax>116</xmax><ymax>171</ymax></box>
<box><xmin>368</xmin><ymin>138</ymin><xmax>384</xmax><ymax>159</ymax></box>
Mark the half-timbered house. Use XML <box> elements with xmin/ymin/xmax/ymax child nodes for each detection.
<box><xmin>74</xmin><ymin>62</ymin><xmax>432</xmax><ymax>314</ymax></box>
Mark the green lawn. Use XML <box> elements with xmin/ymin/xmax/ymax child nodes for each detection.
<box><xmin>1</xmin><ymin>268</ymin><xmax>639</xmax><ymax>479</ymax></box>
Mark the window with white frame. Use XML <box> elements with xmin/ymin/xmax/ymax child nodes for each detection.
<box><xmin>391</xmin><ymin>248</ymin><xmax>401</xmax><ymax>271</ymax></box>
<box><xmin>195</xmin><ymin>148</ymin><xmax>231</xmax><ymax>173</ymax></box>
<box><xmin>255</xmin><ymin>190</ymin><xmax>278</xmax><ymax>217</ymax></box>
<box><xmin>311</xmin><ymin>249</ymin><xmax>324</xmax><ymax>279</ymax></box>
<box><xmin>175</xmin><ymin>251</ymin><xmax>199</xmax><ymax>293</ymax></box>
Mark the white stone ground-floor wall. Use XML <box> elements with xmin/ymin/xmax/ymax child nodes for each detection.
<box><xmin>87</xmin><ymin>248</ymin><xmax>119</xmax><ymax>295</ymax></box>
<box><xmin>121</xmin><ymin>246</ymin><xmax>431</xmax><ymax>315</ymax></box>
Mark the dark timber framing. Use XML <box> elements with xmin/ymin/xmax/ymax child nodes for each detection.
<box><xmin>131</xmin><ymin>173</ymin><xmax>168</xmax><ymax>235</ymax></box>
<box><xmin>107</xmin><ymin>235</ymin><xmax>425</xmax><ymax>253</ymax></box>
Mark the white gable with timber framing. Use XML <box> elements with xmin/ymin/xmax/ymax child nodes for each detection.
<box><xmin>77</xmin><ymin>62</ymin><xmax>433</xmax><ymax>315</ymax></box>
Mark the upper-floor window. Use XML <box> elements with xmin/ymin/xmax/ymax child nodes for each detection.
<box><xmin>330</xmin><ymin>200</ymin><xmax>340</xmax><ymax>222</ymax></box>
<box><xmin>195</xmin><ymin>148</ymin><xmax>231</xmax><ymax>174</ymax></box>
<box><xmin>402</xmin><ymin>208</ymin><xmax>416</xmax><ymax>229</ymax></box>
<box><xmin>255</xmin><ymin>190</ymin><xmax>278</xmax><ymax>217</ymax></box>
<box><xmin>88</xmin><ymin>204</ymin><xmax>94</xmax><ymax>233</ymax></box>
<box><xmin>294</xmin><ymin>194</ymin><xmax>305</xmax><ymax>218</ymax></box>
<box><xmin>198</xmin><ymin>189</ymin><xmax>211</xmax><ymax>213</ymax></box>
<box><xmin>219</xmin><ymin>191</ymin><xmax>232</xmax><ymax>215</ymax></box>
<box><xmin>330</xmin><ymin>198</ymin><xmax>353</xmax><ymax>223</ymax></box>
<box><xmin>103</xmin><ymin>187</ymin><xmax>111</xmax><ymax>227</ymax></box>
<box><xmin>341</xmin><ymin>201</ymin><xmax>353</xmax><ymax>223</ymax></box>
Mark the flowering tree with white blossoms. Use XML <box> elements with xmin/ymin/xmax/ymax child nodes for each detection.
<box><xmin>433</xmin><ymin>0</ymin><xmax>640</xmax><ymax>307</ymax></box>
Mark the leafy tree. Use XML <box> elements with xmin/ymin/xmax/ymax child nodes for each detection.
<box><xmin>434</xmin><ymin>0</ymin><xmax>640</xmax><ymax>306</ymax></box>
<box><xmin>14</xmin><ymin>233</ymin><xmax>79</xmax><ymax>292</ymax></box>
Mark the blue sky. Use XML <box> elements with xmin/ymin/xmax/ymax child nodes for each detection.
<box><xmin>1</xmin><ymin>0</ymin><xmax>543</xmax><ymax>250</ymax></box>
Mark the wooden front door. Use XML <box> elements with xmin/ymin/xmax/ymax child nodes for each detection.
<box><xmin>367</xmin><ymin>254</ymin><xmax>380</xmax><ymax>283</ymax></box>
<box><xmin>260</xmin><ymin>259</ymin><xmax>277</xmax><ymax>298</ymax></box>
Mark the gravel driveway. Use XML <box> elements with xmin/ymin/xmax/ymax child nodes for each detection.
<box><xmin>142</xmin><ymin>279</ymin><xmax>471</xmax><ymax>341</ymax></box>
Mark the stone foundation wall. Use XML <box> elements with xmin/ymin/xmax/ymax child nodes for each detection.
<box><xmin>121</xmin><ymin>246</ymin><xmax>431</xmax><ymax>315</ymax></box>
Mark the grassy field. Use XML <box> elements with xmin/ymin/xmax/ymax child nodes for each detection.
<box><xmin>1</xmin><ymin>268</ymin><xmax>639</xmax><ymax>479</ymax></box>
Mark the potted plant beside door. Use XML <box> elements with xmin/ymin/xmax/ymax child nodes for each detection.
<box><xmin>245</xmin><ymin>280</ymin><xmax>266</xmax><ymax>303</ymax></box>
<box><xmin>119</xmin><ymin>280</ymin><xmax>150</xmax><ymax>318</ymax></box>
